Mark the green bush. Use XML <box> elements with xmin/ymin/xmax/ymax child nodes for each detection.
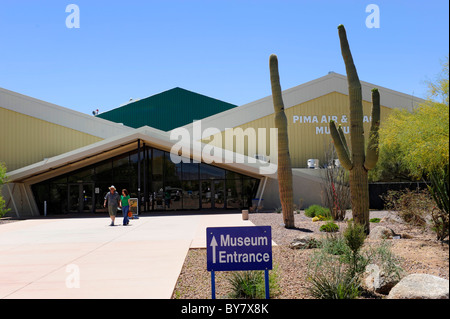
<box><xmin>308</xmin><ymin>267</ymin><xmax>360</xmax><ymax>299</ymax></box>
<box><xmin>319</xmin><ymin>222</ymin><xmax>339</xmax><ymax>232</ymax></box>
<box><xmin>305</xmin><ymin>205</ymin><xmax>331</xmax><ymax>218</ymax></box>
<box><xmin>227</xmin><ymin>267</ymin><xmax>280</xmax><ymax>299</ymax></box>
<box><xmin>343</xmin><ymin>222</ymin><xmax>366</xmax><ymax>253</ymax></box>
<box><xmin>273</xmin><ymin>207</ymin><xmax>282</xmax><ymax>214</ymax></box>
<box><xmin>0</xmin><ymin>162</ymin><xmax>10</xmax><ymax>218</ymax></box>
<box><xmin>319</xmin><ymin>233</ymin><xmax>350</xmax><ymax>256</ymax></box>
<box><xmin>369</xmin><ymin>218</ymin><xmax>381</xmax><ymax>223</ymax></box>
<box><xmin>427</xmin><ymin>166</ymin><xmax>449</xmax><ymax>241</ymax></box>
<box><xmin>343</xmin><ymin>222</ymin><xmax>367</xmax><ymax>278</ymax></box>
<box><xmin>308</xmin><ymin>221</ymin><xmax>404</xmax><ymax>299</ymax></box>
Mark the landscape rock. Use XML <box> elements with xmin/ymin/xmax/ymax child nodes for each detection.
<box><xmin>289</xmin><ymin>235</ymin><xmax>319</xmax><ymax>249</ymax></box>
<box><xmin>363</xmin><ymin>264</ymin><xmax>399</xmax><ymax>295</ymax></box>
<box><xmin>387</xmin><ymin>274</ymin><xmax>449</xmax><ymax>299</ymax></box>
<box><xmin>380</xmin><ymin>215</ymin><xmax>403</xmax><ymax>224</ymax></box>
<box><xmin>369</xmin><ymin>226</ymin><xmax>395</xmax><ymax>240</ymax></box>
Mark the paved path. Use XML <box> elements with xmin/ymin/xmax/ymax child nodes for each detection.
<box><xmin>0</xmin><ymin>213</ymin><xmax>254</xmax><ymax>299</ymax></box>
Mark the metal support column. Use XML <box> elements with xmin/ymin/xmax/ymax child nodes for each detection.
<box><xmin>137</xmin><ymin>139</ymin><xmax>141</xmax><ymax>214</ymax></box>
<box><xmin>257</xmin><ymin>177</ymin><xmax>268</xmax><ymax>209</ymax></box>
<box><xmin>143</xmin><ymin>142</ymin><xmax>147</xmax><ymax>211</ymax></box>
<box><xmin>6</xmin><ymin>184</ymin><xmax>20</xmax><ymax>218</ymax></box>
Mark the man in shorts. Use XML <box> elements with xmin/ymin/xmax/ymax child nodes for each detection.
<box><xmin>104</xmin><ymin>185</ymin><xmax>121</xmax><ymax>226</ymax></box>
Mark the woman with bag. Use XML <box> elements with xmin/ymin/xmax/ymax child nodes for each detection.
<box><xmin>120</xmin><ymin>189</ymin><xmax>131</xmax><ymax>226</ymax></box>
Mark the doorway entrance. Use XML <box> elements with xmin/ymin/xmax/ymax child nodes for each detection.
<box><xmin>68</xmin><ymin>183</ymin><xmax>95</xmax><ymax>213</ymax></box>
<box><xmin>201</xmin><ymin>180</ymin><xmax>224</xmax><ymax>209</ymax></box>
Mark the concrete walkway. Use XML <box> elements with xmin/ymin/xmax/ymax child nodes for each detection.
<box><xmin>0</xmin><ymin>213</ymin><xmax>254</xmax><ymax>299</ymax></box>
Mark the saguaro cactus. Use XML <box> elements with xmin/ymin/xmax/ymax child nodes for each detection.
<box><xmin>269</xmin><ymin>54</ymin><xmax>295</xmax><ymax>229</ymax></box>
<box><xmin>329</xmin><ymin>25</ymin><xmax>381</xmax><ymax>234</ymax></box>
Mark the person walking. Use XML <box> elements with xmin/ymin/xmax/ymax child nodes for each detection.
<box><xmin>120</xmin><ymin>189</ymin><xmax>131</xmax><ymax>226</ymax></box>
<box><xmin>104</xmin><ymin>185</ymin><xmax>120</xmax><ymax>226</ymax></box>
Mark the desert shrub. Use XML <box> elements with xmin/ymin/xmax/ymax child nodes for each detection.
<box><xmin>344</xmin><ymin>222</ymin><xmax>366</xmax><ymax>253</ymax></box>
<box><xmin>0</xmin><ymin>162</ymin><xmax>10</xmax><ymax>218</ymax></box>
<box><xmin>227</xmin><ymin>267</ymin><xmax>280</xmax><ymax>299</ymax></box>
<box><xmin>382</xmin><ymin>188</ymin><xmax>433</xmax><ymax>226</ymax></box>
<box><xmin>305</xmin><ymin>205</ymin><xmax>331</xmax><ymax>218</ymax></box>
<box><xmin>273</xmin><ymin>207</ymin><xmax>282</xmax><ymax>214</ymax></box>
<box><xmin>320</xmin><ymin>144</ymin><xmax>351</xmax><ymax>221</ymax></box>
<box><xmin>319</xmin><ymin>222</ymin><xmax>339</xmax><ymax>233</ymax></box>
<box><xmin>367</xmin><ymin>240</ymin><xmax>405</xmax><ymax>282</ymax></box>
<box><xmin>343</xmin><ymin>222</ymin><xmax>367</xmax><ymax>278</ymax></box>
<box><xmin>427</xmin><ymin>166</ymin><xmax>449</xmax><ymax>241</ymax></box>
<box><xmin>307</xmin><ymin>222</ymin><xmax>403</xmax><ymax>299</ymax></box>
<box><xmin>319</xmin><ymin>233</ymin><xmax>350</xmax><ymax>256</ymax></box>
<box><xmin>430</xmin><ymin>207</ymin><xmax>449</xmax><ymax>241</ymax></box>
<box><xmin>308</xmin><ymin>264</ymin><xmax>360</xmax><ymax>299</ymax></box>
<box><xmin>0</xmin><ymin>196</ymin><xmax>7</xmax><ymax>219</ymax></box>
<box><xmin>307</xmin><ymin>241</ymin><xmax>361</xmax><ymax>299</ymax></box>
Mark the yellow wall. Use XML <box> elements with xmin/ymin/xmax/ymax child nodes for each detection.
<box><xmin>0</xmin><ymin>107</ymin><xmax>102</xmax><ymax>171</ymax></box>
<box><xmin>202</xmin><ymin>92</ymin><xmax>391</xmax><ymax>168</ymax></box>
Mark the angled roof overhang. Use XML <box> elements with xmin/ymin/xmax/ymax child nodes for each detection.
<box><xmin>7</xmin><ymin>126</ymin><xmax>277</xmax><ymax>185</ymax></box>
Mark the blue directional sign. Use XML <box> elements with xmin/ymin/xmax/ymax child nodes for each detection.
<box><xmin>206</xmin><ymin>226</ymin><xmax>272</xmax><ymax>272</ymax></box>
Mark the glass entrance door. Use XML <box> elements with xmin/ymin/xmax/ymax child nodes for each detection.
<box><xmin>201</xmin><ymin>181</ymin><xmax>213</xmax><ymax>209</ymax></box>
<box><xmin>68</xmin><ymin>183</ymin><xmax>95</xmax><ymax>213</ymax></box>
<box><xmin>201</xmin><ymin>180</ymin><xmax>225</xmax><ymax>209</ymax></box>
<box><xmin>213</xmin><ymin>180</ymin><xmax>225</xmax><ymax>209</ymax></box>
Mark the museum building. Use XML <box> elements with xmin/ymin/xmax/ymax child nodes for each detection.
<box><xmin>0</xmin><ymin>72</ymin><xmax>425</xmax><ymax>217</ymax></box>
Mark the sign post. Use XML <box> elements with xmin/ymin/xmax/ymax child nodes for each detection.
<box><xmin>206</xmin><ymin>226</ymin><xmax>272</xmax><ymax>299</ymax></box>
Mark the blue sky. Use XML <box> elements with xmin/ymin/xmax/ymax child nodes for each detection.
<box><xmin>0</xmin><ymin>0</ymin><xmax>448</xmax><ymax>115</ymax></box>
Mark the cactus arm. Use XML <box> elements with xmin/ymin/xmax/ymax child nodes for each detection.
<box><xmin>338</xmin><ymin>124</ymin><xmax>350</xmax><ymax>156</ymax></box>
<box><xmin>364</xmin><ymin>88</ymin><xmax>381</xmax><ymax>170</ymax></box>
<box><xmin>330</xmin><ymin>120</ymin><xmax>353</xmax><ymax>170</ymax></box>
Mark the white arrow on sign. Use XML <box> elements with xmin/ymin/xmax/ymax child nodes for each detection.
<box><xmin>210</xmin><ymin>235</ymin><xmax>218</xmax><ymax>264</ymax></box>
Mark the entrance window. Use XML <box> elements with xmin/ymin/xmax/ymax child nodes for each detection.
<box><xmin>200</xmin><ymin>163</ymin><xmax>225</xmax><ymax>179</ymax></box>
<box><xmin>68</xmin><ymin>167</ymin><xmax>94</xmax><ymax>183</ymax></box>
<box><xmin>95</xmin><ymin>161</ymin><xmax>112</xmax><ymax>182</ymax></box>
<box><xmin>50</xmin><ymin>183</ymin><xmax>68</xmax><ymax>214</ymax></box>
<box><xmin>182</xmin><ymin>180</ymin><xmax>199</xmax><ymax>209</ymax></box>
<box><xmin>182</xmin><ymin>162</ymin><xmax>199</xmax><ymax>180</ymax></box>
<box><xmin>152</xmin><ymin>149</ymin><xmax>164</xmax><ymax>182</ymax></box>
<box><xmin>68</xmin><ymin>183</ymin><xmax>94</xmax><ymax>213</ymax></box>
<box><xmin>31</xmin><ymin>145</ymin><xmax>260</xmax><ymax>215</ymax></box>
<box><xmin>226</xmin><ymin>178</ymin><xmax>242</xmax><ymax>209</ymax></box>
<box><xmin>113</xmin><ymin>154</ymin><xmax>131</xmax><ymax>182</ymax></box>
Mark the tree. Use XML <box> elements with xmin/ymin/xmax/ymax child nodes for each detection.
<box><xmin>378</xmin><ymin>57</ymin><xmax>449</xmax><ymax>180</ymax></box>
<box><xmin>377</xmin><ymin>57</ymin><xmax>449</xmax><ymax>241</ymax></box>
<box><xmin>427</xmin><ymin>56</ymin><xmax>449</xmax><ymax>106</ymax></box>
<box><xmin>329</xmin><ymin>25</ymin><xmax>381</xmax><ymax>235</ymax></box>
<box><xmin>269</xmin><ymin>54</ymin><xmax>295</xmax><ymax>229</ymax></box>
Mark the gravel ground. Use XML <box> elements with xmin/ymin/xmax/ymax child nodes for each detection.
<box><xmin>0</xmin><ymin>218</ymin><xmax>21</xmax><ymax>225</ymax></box>
<box><xmin>2</xmin><ymin>213</ymin><xmax>447</xmax><ymax>299</ymax></box>
<box><xmin>172</xmin><ymin>210</ymin><xmax>449</xmax><ymax>299</ymax></box>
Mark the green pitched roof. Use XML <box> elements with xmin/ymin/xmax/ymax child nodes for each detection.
<box><xmin>96</xmin><ymin>87</ymin><xmax>237</xmax><ymax>131</ymax></box>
